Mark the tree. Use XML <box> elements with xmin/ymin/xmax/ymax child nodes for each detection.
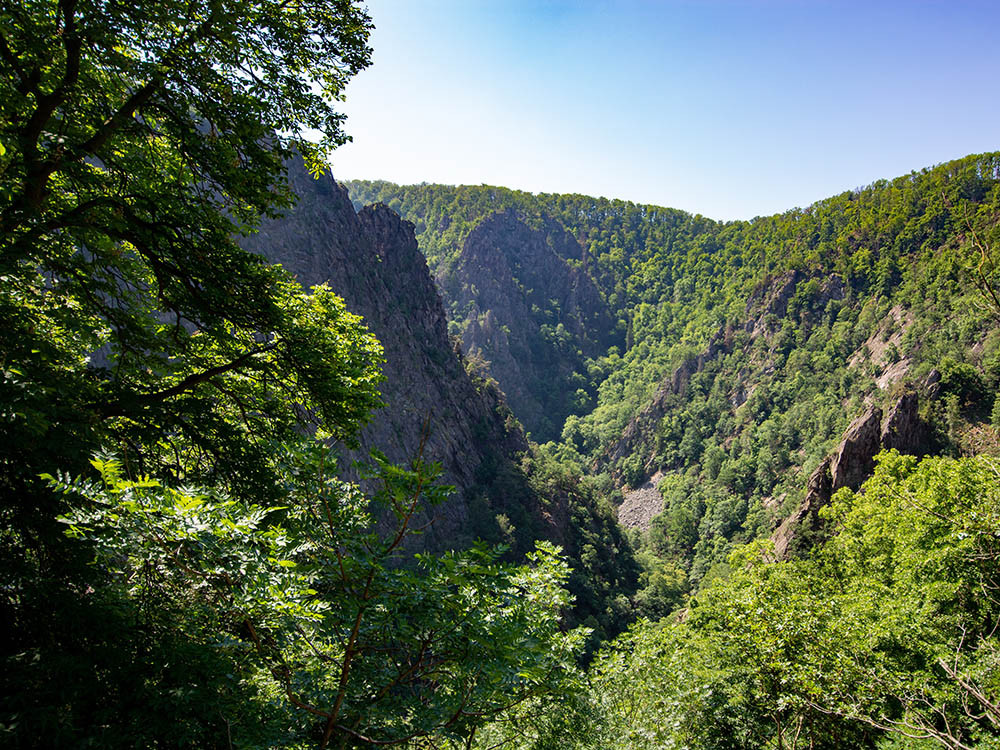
<box><xmin>580</xmin><ymin>452</ymin><xmax>1000</xmax><ymax>750</ymax></box>
<box><xmin>813</xmin><ymin>452</ymin><xmax>1000</xmax><ymax>749</ymax></box>
<box><xmin>0</xmin><ymin>6</ymin><xmax>595</xmax><ymax>746</ymax></box>
<box><xmin>0</xmin><ymin>0</ymin><xmax>379</xmax><ymax>506</ymax></box>
<box><xmin>0</xmin><ymin>1</ymin><xmax>393</xmax><ymax>744</ymax></box>
<box><xmin>50</xmin><ymin>450</ymin><xmax>587</xmax><ymax>749</ymax></box>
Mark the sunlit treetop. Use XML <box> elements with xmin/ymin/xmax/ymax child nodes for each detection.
<box><xmin>0</xmin><ymin>0</ymin><xmax>382</xmax><ymax>499</ymax></box>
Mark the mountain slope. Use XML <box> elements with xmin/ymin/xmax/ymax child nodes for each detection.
<box><xmin>242</xmin><ymin>160</ymin><xmax>527</xmax><ymax>550</ymax></box>
<box><xmin>347</xmin><ymin>152</ymin><xmax>1000</xmax><ymax>579</ymax></box>
<box><xmin>241</xmin><ymin>159</ymin><xmax>641</xmax><ymax>634</ymax></box>
<box><xmin>440</xmin><ymin>209</ymin><xmax>618</xmax><ymax>441</ymax></box>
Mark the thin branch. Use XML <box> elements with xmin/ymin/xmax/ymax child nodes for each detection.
<box><xmin>938</xmin><ymin>658</ymin><xmax>1000</xmax><ymax>727</ymax></box>
<box><xmin>98</xmin><ymin>342</ymin><xmax>278</xmax><ymax>417</ymax></box>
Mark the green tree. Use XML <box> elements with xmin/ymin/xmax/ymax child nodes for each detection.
<box><xmin>582</xmin><ymin>620</ymin><xmax>741</xmax><ymax>750</ymax></box>
<box><xmin>0</xmin><ymin>1</ymin><xmax>392</xmax><ymax>744</ymax></box>
<box><xmin>581</xmin><ymin>453</ymin><xmax>1000</xmax><ymax>749</ymax></box>
<box><xmin>50</xmin><ymin>452</ymin><xmax>587</xmax><ymax>748</ymax></box>
<box><xmin>814</xmin><ymin>452</ymin><xmax>1000</xmax><ymax>749</ymax></box>
<box><xmin>0</xmin><ymin>0</ymin><xmax>379</xmax><ymax>499</ymax></box>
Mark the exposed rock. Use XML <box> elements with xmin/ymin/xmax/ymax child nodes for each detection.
<box><xmin>237</xmin><ymin>165</ymin><xmax>643</xmax><ymax>629</ymax></box>
<box><xmin>771</xmin><ymin>391</ymin><xmax>929</xmax><ymax>558</ymax></box>
<box><xmin>743</xmin><ymin>271</ymin><xmax>844</xmax><ymax>338</ymax></box>
<box><xmin>762</xmin><ymin>493</ymin><xmax>786</xmax><ymax>512</ymax></box>
<box><xmin>438</xmin><ymin>210</ymin><xmax>617</xmax><ymax>442</ymax></box>
<box><xmin>925</xmin><ymin>368</ymin><xmax>943</xmax><ymax>398</ymax></box>
<box><xmin>819</xmin><ymin>274</ymin><xmax>846</xmax><ymax>303</ymax></box>
<box><xmin>746</xmin><ymin>270</ymin><xmax>803</xmax><ymax>338</ymax></box>
<box><xmin>771</xmin><ymin>406</ymin><xmax>879</xmax><ymax>561</ymax></box>
<box><xmin>877</xmin><ymin>359</ymin><xmax>914</xmax><ymax>390</ymax></box>
<box><xmin>829</xmin><ymin>406</ymin><xmax>883</xmax><ymax>492</ymax></box>
<box><xmin>848</xmin><ymin>305</ymin><xmax>914</xmax><ymax>388</ymax></box>
<box><xmin>240</xmin><ymin>159</ymin><xmax>528</xmax><ymax>549</ymax></box>
<box><xmin>881</xmin><ymin>391</ymin><xmax>928</xmax><ymax>454</ymax></box>
<box><xmin>618</xmin><ymin>472</ymin><xmax>665</xmax><ymax>531</ymax></box>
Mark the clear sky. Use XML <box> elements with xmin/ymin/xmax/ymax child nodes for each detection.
<box><xmin>329</xmin><ymin>0</ymin><xmax>1000</xmax><ymax>221</ymax></box>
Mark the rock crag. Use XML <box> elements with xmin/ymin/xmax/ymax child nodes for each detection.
<box><xmin>771</xmin><ymin>391</ymin><xmax>929</xmax><ymax>558</ymax></box>
<box><xmin>438</xmin><ymin>210</ymin><xmax>617</xmax><ymax>442</ymax></box>
<box><xmin>241</xmin><ymin>161</ymin><xmax>528</xmax><ymax>549</ymax></box>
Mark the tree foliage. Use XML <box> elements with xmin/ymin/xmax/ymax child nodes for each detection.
<box><xmin>0</xmin><ymin>2</ymin><xmax>592</xmax><ymax>746</ymax></box>
<box><xmin>6</xmin><ymin>1</ymin><xmax>1000</xmax><ymax>745</ymax></box>
<box><xmin>48</xmin><ymin>451</ymin><xmax>586</xmax><ymax>748</ymax></box>
<box><xmin>0</xmin><ymin>0</ymin><xmax>380</xmax><ymax>506</ymax></box>
<box><xmin>565</xmin><ymin>452</ymin><xmax>1000</xmax><ymax>749</ymax></box>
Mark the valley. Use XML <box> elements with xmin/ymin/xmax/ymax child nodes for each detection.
<box><xmin>347</xmin><ymin>155</ymin><xmax>1000</xmax><ymax>587</ymax></box>
<box><xmin>3</xmin><ymin>1</ymin><xmax>999</xmax><ymax>746</ymax></box>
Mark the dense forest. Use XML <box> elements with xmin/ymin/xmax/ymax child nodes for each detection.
<box><xmin>349</xmin><ymin>159</ymin><xmax>1000</xmax><ymax>586</ymax></box>
<box><xmin>2</xmin><ymin>0</ymin><xmax>999</xmax><ymax>748</ymax></box>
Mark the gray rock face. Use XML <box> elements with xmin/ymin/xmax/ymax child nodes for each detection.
<box><xmin>438</xmin><ymin>210</ymin><xmax>617</xmax><ymax>442</ymax></box>
<box><xmin>241</xmin><ymin>160</ymin><xmax>527</xmax><ymax>548</ymax></box>
<box><xmin>829</xmin><ymin>406</ymin><xmax>884</xmax><ymax>493</ymax></box>
<box><xmin>771</xmin><ymin>391</ymin><xmax>929</xmax><ymax>558</ymax></box>
<box><xmin>618</xmin><ymin>472</ymin><xmax>666</xmax><ymax>531</ymax></box>
<box><xmin>880</xmin><ymin>391</ymin><xmax>925</xmax><ymax>453</ymax></box>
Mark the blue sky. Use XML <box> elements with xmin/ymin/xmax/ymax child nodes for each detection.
<box><xmin>330</xmin><ymin>0</ymin><xmax>1000</xmax><ymax>221</ymax></box>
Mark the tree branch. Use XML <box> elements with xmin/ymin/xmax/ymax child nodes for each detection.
<box><xmin>98</xmin><ymin>342</ymin><xmax>278</xmax><ymax>418</ymax></box>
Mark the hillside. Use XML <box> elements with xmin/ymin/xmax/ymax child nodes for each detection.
<box><xmin>348</xmin><ymin>153</ymin><xmax>1000</xmax><ymax>582</ymax></box>
<box><xmin>241</xmin><ymin>159</ymin><xmax>529</xmax><ymax>551</ymax></box>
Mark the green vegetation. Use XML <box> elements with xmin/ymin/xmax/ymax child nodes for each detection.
<box><xmin>48</xmin><ymin>453</ymin><xmax>585</xmax><ymax>748</ymax></box>
<box><xmin>345</xmin><ymin>162</ymin><xmax>1000</xmax><ymax>747</ymax></box>
<box><xmin>4</xmin><ymin>1</ymin><xmax>1000</xmax><ymax>747</ymax></box>
<box><xmin>539</xmin><ymin>452</ymin><xmax>1000</xmax><ymax>750</ymax></box>
<box><xmin>348</xmin><ymin>154</ymin><xmax>1000</xmax><ymax>582</ymax></box>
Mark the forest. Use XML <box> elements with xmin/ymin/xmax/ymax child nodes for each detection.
<box><xmin>2</xmin><ymin>1</ymin><xmax>999</xmax><ymax>748</ymax></box>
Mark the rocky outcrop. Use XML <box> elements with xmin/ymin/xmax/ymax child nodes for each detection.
<box><xmin>881</xmin><ymin>391</ymin><xmax>926</xmax><ymax>453</ymax></box>
<box><xmin>745</xmin><ymin>271</ymin><xmax>845</xmax><ymax>338</ymax></box>
<box><xmin>242</xmin><ymin>170</ymin><xmax>644</xmax><ymax>624</ymax></box>
<box><xmin>240</xmin><ymin>159</ymin><xmax>529</xmax><ymax>549</ymax></box>
<box><xmin>771</xmin><ymin>391</ymin><xmax>930</xmax><ymax>558</ymax></box>
<box><xmin>830</xmin><ymin>406</ymin><xmax>884</xmax><ymax>492</ymax></box>
<box><xmin>438</xmin><ymin>210</ymin><xmax>617</xmax><ymax>442</ymax></box>
<box><xmin>848</xmin><ymin>305</ymin><xmax>915</xmax><ymax>390</ymax></box>
<box><xmin>746</xmin><ymin>270</ymin><xmax>803</xmax><ymax>338</ymax></box>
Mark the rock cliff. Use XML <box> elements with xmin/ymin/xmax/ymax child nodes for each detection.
<box><xmin>242</xmin><ymin>168</ymin><xmax>642</xmax><ymax>627</ymax></box>
<box><xmin>437</xmin><ymin>210</ymin><xmax>618</xmax><ymax>442</ymax></box>
<box><xmin>241</xmin><ymin>160</ymin><xmax>528</xmax><ymax>549</ymax></box>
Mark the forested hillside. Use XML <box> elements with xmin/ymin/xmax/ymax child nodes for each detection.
<box><xmin>3</xmin><ymin>0</ymin><xmax>1000</xmax><ymax>747</ymax></box>
<box><xmin>349</xmin><ymin>155</ymin><xmax>1000</xmax><ymax>584</ymax></box>
<box><xmin>242</xmin><ymin>156</ymin><xmax>641</xmax><ymax>641</ymax></box>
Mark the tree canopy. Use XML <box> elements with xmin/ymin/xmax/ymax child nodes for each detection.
<box><xmin>0</xmin><ymin>0</ymin><xmax>382</xmax><ymax>501</ymax></box>
<box><xmin>0</xmin><ymin>3</ymin><xmax>589</xmax><ymax>746</ymax></box>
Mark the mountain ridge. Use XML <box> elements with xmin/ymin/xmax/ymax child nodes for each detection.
<box><xmin>346</xmin><ymin>151</ymin><xmax>1000</xmax><ymax>579</ymax></box>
